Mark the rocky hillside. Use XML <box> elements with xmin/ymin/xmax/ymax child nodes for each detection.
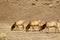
<box><xmin>0</xmin><ymin>0</ymin><xmax>60</xmax><ymax>23</ymax></box>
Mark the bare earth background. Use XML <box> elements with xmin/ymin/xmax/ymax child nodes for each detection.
<box><xmin>0</xmin><ymin>0</ymin><xmax>60</xmax><ymax>40</ymax></box>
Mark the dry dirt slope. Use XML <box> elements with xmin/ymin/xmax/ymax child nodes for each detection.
<box><xmin>0</xmin><ymin>0</ymin><xmax>60</xmax><ymax>22</ymax></box>
<box><xmin>0</xmin><ymin>0</ymin><xmax>60</xmax><ymax>40</ymax></box>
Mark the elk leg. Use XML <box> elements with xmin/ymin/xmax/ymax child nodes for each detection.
<box><xmin>32</xmin><ymin>25</ymin><xmax>35</xmax><ymax>31</ymax></box>
<box><xmin>38</xmin><ymin>25</ymin><xmax>41</xmax><ymax>31</ymax></box>
<box><xmin>46</xmin><ymin>27</ymin><xmax>49</xmax><ymax>33</ymax></box>
<box><xmin>55</xmin><ymin>27</ymin><xmax>59</xmax><ymax>32</ymax></box>
<box><xmin>16</xmin><ymin>25</ymin><xmax>19</xmax><ymax>30</ymax></box>
<box><xmin>22</xmin><ymin>24</ymin><xmax>24</xmax><ymax>30</ymax></box>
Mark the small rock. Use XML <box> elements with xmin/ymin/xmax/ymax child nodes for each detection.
<box><xmin>0</xmin><ymin>33</ymin><xmax>7</xmax><ymax>40</ymax></box>
<box><xmin>49</xmin><ymin>4</ymin><xmax>53</xmax><ymax>8</ymax></box>
<box><xmin>57</xmin><ymin>2</ymin><xmax>60</xmax><ymax>6</ymax></box>
<box><xmin>31</xmin><ymin>3</ymin><xmax>36</xmax><ymax>5</ymax></box>
<box><xmin>56</xmin><ymin>0</ymin><xmax>59</xmax><ymax>3</ymax></box>
<box><xmin>42</xmin><ymin>2</ymin><xmax>52</xmax><ymax>5</ymax></box>
<box><xmin>35</xmin><ymin>0</ymin><xmax>38</xmax><ymax>1</ymax></box>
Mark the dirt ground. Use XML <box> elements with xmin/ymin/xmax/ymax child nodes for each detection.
<box><xmin>0</xmin><ymin>0</ymin><xmax>60</xmax><ymax>40</ymax></box>
<box><xmin>0</xmin><ymin>23</ymin><xmax>60</xmax><ymax>40</ymax></box>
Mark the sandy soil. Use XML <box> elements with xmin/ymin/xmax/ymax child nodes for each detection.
<box><xmin>0</xmin><ymin>23</ymin><xmax>60</xmax><ymax>40</ymax></box>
